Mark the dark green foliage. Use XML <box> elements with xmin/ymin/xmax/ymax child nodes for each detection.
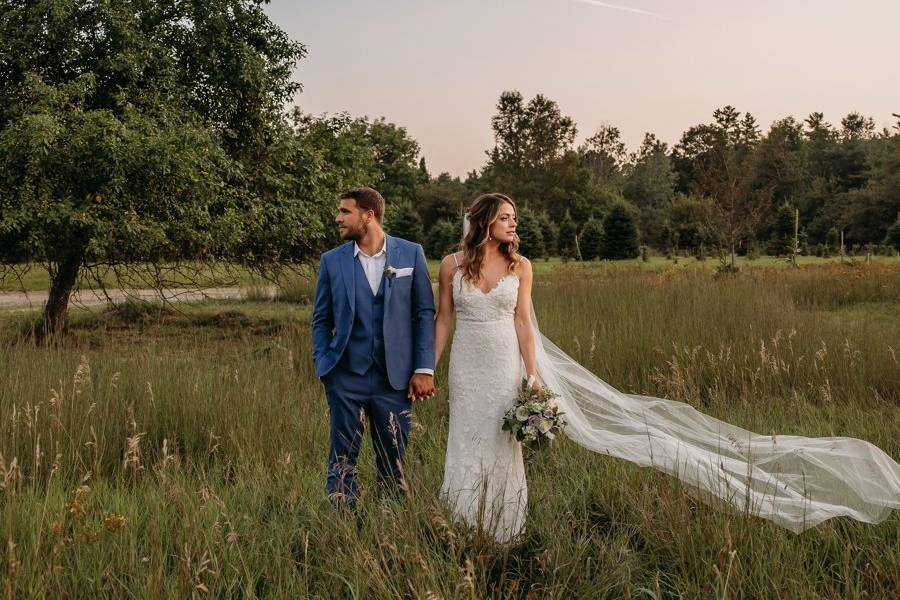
<box><xmin>515</xmin><ymin>208</ymin><xmax>545</xmax><ymax>259</ymax></box>
<box><xmin>885</xmin><ymin>215</ymin><xmax>900</xmax><ymax>251</ymax></box>
<box><xmin>0</xmin><ymin>0</ymin><xmax>314</xmax><ymax>334</ymax></box>
<box><xmin>424</xmin><ymin>219</ymin><xmax>461</xmax><ymax>260</ymax></box>
<box><xmin>768</xmin><ymin>203</ymin><xmax>797</xmax><ymax>255</ymax></box>
<box><xmin>579</xmin><ymin>220</ymin><xmax>603</xmax><ymax>261</ymax></box>
<box><xmin>600</xmin><ymin>203</ymin><xmax>641</xmax><ymax>260</ymax></box>
<box><xmin>385</xmin><ymin>200</ymin><xmax>424</xmax><ymax>245</ymax></box>
<box><xmin>557</xmin><ymin>212</ymin><xmax>579</xmax><ymax>260</ymax></box>
<box><xmin>623</xmin><ymin>133</ymin><xmax>675</xmax><ymax>209</ymax></box>
<box><xmin>414</xmin><ymin>172</ymin><xmax>469</xmax><ymax>233</ymax></box>
<box><xmin>538</xmin><ymin>212</ymin><xmax>559</xmax><ymax>259</ymax></box>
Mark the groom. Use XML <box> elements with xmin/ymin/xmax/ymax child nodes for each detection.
<box><xmin>311</xmin><ymin>186</ymin><xmax>436</xmax><ymax>511</ymax></box>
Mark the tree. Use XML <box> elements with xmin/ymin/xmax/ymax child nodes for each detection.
<box><xmin>580</xmin><ymin>124</ymin><xmax>627</xmax><ymax>188</ymax></box>
<box><xmin>482</xmin><ymin>90</ymin><xmax>578</xmax><ymax>209</ymax></box>
<box><xmin>385</xmin><ymin>200</ymin><xmax>424</xmax><ymax>245</ymax></box>
<box><xmin>768</xmin><ymin>202</ymin><xmax>796</xmax><ymax>255</ymax></box>
<box><xmin>364</xmin><ymin>117</ymin><xmax>427</xmax><ymax>202</ymax></box>
<box><xmin>840</xmin><ymin>132</ymin><xmax>900</xmax><ymax>244</ymax></box>
<box><xmin>535</xmin><ymin>211</ymin><xmax>559</xmax><ymax>257</ymax></box>
<box><xmin>672</xmin><ymin>106</ymin><xmax>763</xmax><ymax>268</ymax></box>
<box><xmin>664</xmin><ymin>194</ymin><xmax>714</xmax><ymax>253</ymax></box>
<box><xmin>0</xmin><ymin>0</ymin><xmax>311</xmax><ymax>336</ymax></box>
<box><xmin>557</xmin><ymin>211</ymin><xmax>579</xmax><ymax>261</ymax></box>
<box><xmin>752</xmin><ymin>117</ymin><xmax>806</xmax><ymax>230</ymax></box>
<box><xmin>600</xmin><ymin>203</ymin><xmax>640</xmax><ymax>259</ymax></box>
<box><xmin>515</xmin><ymin>208</ymin><xmax>545</xmax><ymax>259</ymax></box>
<box><xmin>424</xmin><ymin>219</ymin><xmax>462</xmax><ymax>259</ymax></box>
<box><xmin>414</xmin><ymin>172</ymin><xmax>469</xmax><ymax>232</ymax></box>
<box><xmin>623</xmin><ymin>133</ymin><xmax>676</xmax><ymax>209</ymax></box>
<box><xmin>884</xmin><ymin>213</ymin><xmax>900</xmax><ymax>251</ymax></box>
<box><xmin>579</xmin><ymin>219</ymin><xmax>603</xmax><ymax>261</ymax></box>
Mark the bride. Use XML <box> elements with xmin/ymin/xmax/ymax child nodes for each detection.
<box><xmin>434</xmin><ymin>193</ymin><xmax>536</xmax><ymax>542</ymax></box>
<box><xmin>434</xmin><ymin>192</ymin><xmax>900</xmax><ymax>543</ymax></box>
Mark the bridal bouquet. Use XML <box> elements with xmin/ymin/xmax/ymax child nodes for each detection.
<box><xmin>502</xmin><ymin>378</ymin><xmax>566</xmax><ymax>444</ymax></box>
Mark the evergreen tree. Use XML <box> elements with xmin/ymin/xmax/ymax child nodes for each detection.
<box><xmin>557</xmin><ymin>211</ymin><xmax>579</xmax><ymax>260</ymax></box>
<box><xmin>600</xmin><ymin>203</ymin><xmax>640</xmax><ymax>259</ymax></box>
<box><xmin>579</xmin><ymin>219</ymin><xmax>603</xmax><ymax>260</ymax></box>
<box><xmin>884</xmin><ymin>214</ymin><xmax>900</xmax><ymax>251</ymax></box>
<box><xmin>768</xmin><ymin>202</ymin><xmax>796</xmax><ymax>255</ymax></box>
<box><xmin>515</xmin><ymin>208</ymin><xmax>545</xmax><ymax>259</ymax></box>
<box><xmin>424</xmin><ymin>219</ymin><xmax>461</xmax><ymax>259</ymax></box>
<box><xmin>535</xmin><ymin>211</ymin><xmax>558</xmax><ymax>257</ymax></box>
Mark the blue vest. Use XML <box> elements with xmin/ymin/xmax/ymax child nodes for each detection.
<box><xmin>339</xmin><ymin>257</ymin><xmax>387</xmax><ymax>374</ymax></box>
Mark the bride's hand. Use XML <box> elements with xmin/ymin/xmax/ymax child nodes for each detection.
<box><xmin>526</xmin><ymin>374</ymin><xmax>542</xmax><ymax>390</ymax></box>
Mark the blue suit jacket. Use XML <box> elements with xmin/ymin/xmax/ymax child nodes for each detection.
<box><xmin>311</xmin><ymin>234</ymin><xmax>436</xmax><ymax>391</ymax></box>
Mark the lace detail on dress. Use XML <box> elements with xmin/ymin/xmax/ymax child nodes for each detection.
<box><xmin>441</xmin><ymin>262</ymin><xmax>526</xmax><ymax>542</ymax></box>
<box><xmin>452</xmin><ymin>269</ymin><xmax>519</xmax><ymax>322</ymax></box>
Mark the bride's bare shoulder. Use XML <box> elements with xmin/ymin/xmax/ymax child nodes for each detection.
<box><xmin>513</xmin><ymin>256</ymin><xmax>532</xmax><ymax>280</ymax></box>
<box><xmin>439</xmin><ymin>252</ymin><xmax>464</xmax><ymax>278</ymax></box>
<box><xmin>514</xmin><ymin>255</ymin><xmax>531</xmax><ymax>270</ymax></box>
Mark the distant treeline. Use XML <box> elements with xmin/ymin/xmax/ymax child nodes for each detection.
<box><xmin>321</xmin><ymin>91</ymin><xmax>900</xmax><ymax>261</ymax></box>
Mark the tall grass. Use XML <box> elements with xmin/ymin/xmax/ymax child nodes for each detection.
<box><xmin>0</xmin><ymin>264</ymin><xmax>897</xmax><ymax>598</ymax></box>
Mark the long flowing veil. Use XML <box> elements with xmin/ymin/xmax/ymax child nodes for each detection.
<box><xmin>527</xmin><ymin>305</ymin><xmax>899</xmax><ymax>532</ymax></box>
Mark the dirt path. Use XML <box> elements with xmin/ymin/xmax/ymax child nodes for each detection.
<box><xmin>0</xmin><ymin>286</ymin><xmax>277</xmax><ymax>310</ymax></box>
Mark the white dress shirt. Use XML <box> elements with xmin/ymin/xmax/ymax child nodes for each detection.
<box><xmin>354</xmin><ymin>239</ymin><xmax>433</xmax><ymax>377</ymax></box>
<box><xmin>353</xmin><ymin>239</ymin><xmax>387</xmax><ymax>295</ymax></box>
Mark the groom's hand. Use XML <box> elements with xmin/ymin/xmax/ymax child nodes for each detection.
<box><xmin>408</xmin><ymin>373</ymin><xmax>435</xmax><ymax>401</ymax></box>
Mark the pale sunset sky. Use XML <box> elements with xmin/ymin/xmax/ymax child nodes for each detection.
<box><xmin>264</xmin><ymin>1</ymin><xmax>899</xmax><ymax>177</ymax></box>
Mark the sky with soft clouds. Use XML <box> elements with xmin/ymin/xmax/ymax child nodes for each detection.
<box><xmin>264</xmin><ymin>1</ymin><xmax>899</xmax><ymax>177</ymax></box>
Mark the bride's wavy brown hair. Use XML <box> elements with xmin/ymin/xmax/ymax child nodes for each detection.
<box><xmin>459</xmin><ymin>193</ymin><xmax>522</xmax><ymax>284</ymax></box>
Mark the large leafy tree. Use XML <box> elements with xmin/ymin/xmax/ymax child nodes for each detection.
<box><xmin>364</xmin><ymin>117</ymin><xmax>427</xmax><ymax>203</ymax></box>
<box><xmin>482</xmin><ymin>91</ymin><xmax>580</xmax><ymax>210</ymax></box>
<box><xmin>579</xmin><ymin>124</ymin><xmax>628</xmax><ymax>189</ymax></box>
<box><xmin>672</xmin><ymin>106</ymin><xmax>763</xmax><ymax>267</ymax></box>
<box><xmin>0</xmin><ymin>0</ymin><xmax>316</xmax><ymax>336</ymax></box>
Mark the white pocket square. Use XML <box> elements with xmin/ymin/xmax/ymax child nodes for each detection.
<box><xmin>395</xmin><ymin>267</ymin><xmax>414</xmax><ymax>277</ymax></box>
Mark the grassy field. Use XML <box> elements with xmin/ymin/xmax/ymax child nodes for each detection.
<box><xmin>3</xmin><ymin>254</ymin><xmax>899</xmax><ymax>293</ymax></box>
<box><xmin>0</xmin><ymin>263</ymin><xmax>898</xmax><ymax>598</ymax></box>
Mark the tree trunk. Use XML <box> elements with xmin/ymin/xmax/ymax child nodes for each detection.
<box><xmin>41</xmin><ymin>248</ymin><xmax>84</xmax><ymax>338</ymax></box>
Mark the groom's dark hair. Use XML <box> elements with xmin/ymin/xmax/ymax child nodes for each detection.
<box><xmin>341</xmin><ymin>187</ymin><xmax>385</xmax><ymax>223</ymax></box>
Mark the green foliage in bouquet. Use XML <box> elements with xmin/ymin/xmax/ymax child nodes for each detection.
<box><xmin>502</xmin><ymin>378</ymin><xmax>567</xmax><ymax>444</ymax></box>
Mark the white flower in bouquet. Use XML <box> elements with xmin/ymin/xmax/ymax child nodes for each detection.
<box><xmin>501</xmin><ymin>377</ymin><xmax>567</xmax><ymax>446</ymax></box>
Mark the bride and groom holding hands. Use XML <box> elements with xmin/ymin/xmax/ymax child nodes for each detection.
<box><xmin>312</xmin><ymin>186</ymin><xmax>900</xmax><ymax>542</ymax></box>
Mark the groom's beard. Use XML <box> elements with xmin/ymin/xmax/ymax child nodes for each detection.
<box><xmin>342</xmin><ymin>220</ymin><xmax>368</xmax><ymax>241</ymax></box>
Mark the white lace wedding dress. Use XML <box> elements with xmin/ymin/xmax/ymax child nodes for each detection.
<box><xmin>440</xmin><ymin>266</ymin><xmax>527</xmax><ymax>542</ymax></box>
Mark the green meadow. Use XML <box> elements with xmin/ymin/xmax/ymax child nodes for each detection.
<box><xmin>0</xmin><ymin>261</ymin><xmax>898</xmax><ymax>598</ymax></box>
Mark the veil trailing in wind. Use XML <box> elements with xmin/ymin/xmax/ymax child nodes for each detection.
<box><xmin>528</xmin><ymin>311</ymin><xmax>899</xmax><ymax>532</ymax></box>
<box><xmin>463</xmin><ymin>213</ymin><xmax>900</xmax><ymax>532</ymax></box>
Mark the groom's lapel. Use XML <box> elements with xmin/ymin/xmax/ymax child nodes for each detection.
<box><xmin>339</xmin><ymin>243</ymin><xmax>355</xmax><ymax>313</ymax></box>
<box><xmin>384</xmin><ymin>234</ymin><xmax>396</xmax><ymax>309</ymax></box>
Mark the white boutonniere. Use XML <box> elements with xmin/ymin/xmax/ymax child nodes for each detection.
<box><xmin>383</xmin><ymin>265</ymin><xmax>398</xmax><ymax>279</ymax></box>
